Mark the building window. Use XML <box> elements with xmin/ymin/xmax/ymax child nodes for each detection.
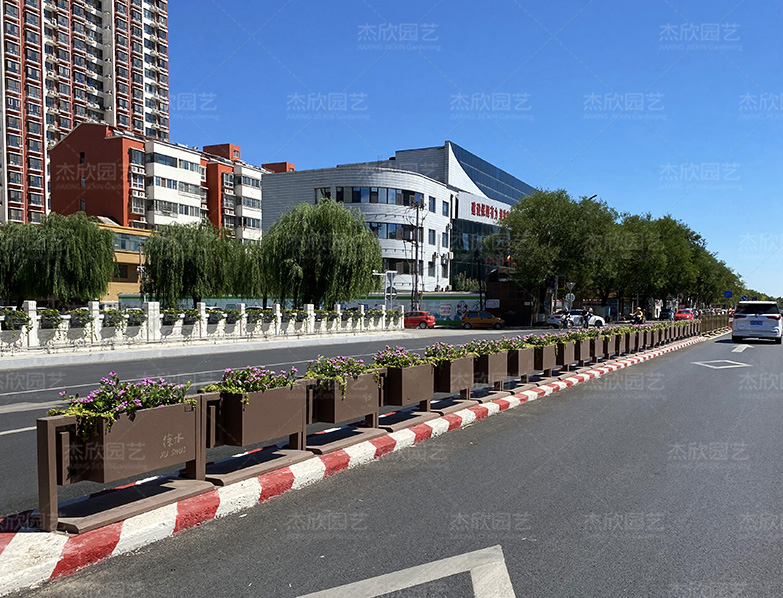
<box><xmin>442</xmin><ymin>232</ymin><xmax>449</xmax><ymax>247</ymax></box>
<box><xmin>428</xmin><ymin>229</ymin><xmax>436</xmax><ymax>245</ymax></box>
<box><xmin>442</xmin><ymin>201</ymin><xmax>449</xmax><ymax>217</ymax></box>
<box><xmin>79</xmin><ymin>152</ymin><xmax>85</xmax><ymax>164</ymax></box>
<box><xmin>80</xmin><ymin>176</ymin><xmax>86</xmax><ymax>188</ymax></box>
<box><xmin>428</xmin><ymin>261</ymin><xmax>436</xmax><ymax>277</ymax></box>
<box><xmin>129</xmin><ymin>148</ymin><xmax>144</xmax><ymax>165</ymax></box>
<box><xmin>429</xmin><ymin>197</ymin><xmax>436</xmax><ymax>213</ymax></box>
<box><xmin>79</xmin><ymin>198</ymin><xmax>86</xmax><ymax>211</ymax></box>
<box><xmin>315</xmin><ymin>187</ymin><xmax>331</xmax><ymax>201</ymax></box>
<box><xmin>442</xmin><ymin>263</ymin><xmax>449</xmax><ymax>279</ymax></box>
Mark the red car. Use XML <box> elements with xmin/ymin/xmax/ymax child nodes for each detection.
<box><xmin>404</xmin><ymin>311</ymin><xmax>436</xmax><ymax>329</ymax></box>
<box><xmin>674</xmin><ymin>308</ymin><xmax>695</xmax><ymax>320</ymax></box>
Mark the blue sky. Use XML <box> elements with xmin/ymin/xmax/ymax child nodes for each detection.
<box><xmin>168</xmin><ymin>0</ymin><xmax>783</xmax><ymax>297</ymax></box>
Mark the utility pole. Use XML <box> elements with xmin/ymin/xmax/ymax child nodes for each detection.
<box><xmin>405</xmin><ymin>197</ymin><xmax>425</xmax><ymax>311</ymax></box>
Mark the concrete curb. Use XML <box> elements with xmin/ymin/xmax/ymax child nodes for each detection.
<box><xmin>0</xmin><ymin>331</ymin><xmax>417</xmax><ymax>371</ymax></box>
<box><xmin>0</xmin><ymin>333</ymin><xmax>715</xmax><ymax>595</ymax></box>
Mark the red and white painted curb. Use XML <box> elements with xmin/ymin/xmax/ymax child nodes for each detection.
<box><xmin>0</xmin><ymin>334</ymin><xmax>713</xmax><ymax>595</ymax></box>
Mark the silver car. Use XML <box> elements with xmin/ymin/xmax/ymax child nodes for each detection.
<box><xmin>731</xmin><ymin>301</ymin><xmax>782</xmax><ymax>344</ymax></box>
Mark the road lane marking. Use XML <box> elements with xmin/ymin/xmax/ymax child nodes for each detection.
<box><xmin>0</xmin><ymin>426</ymin><xmax>35</xmax><ymax>437</ymax></box>
<box><xmin>731</xmin><ymin>345</ymin><xmax>752</xmax><ymax>353</ymax></box>
<box><xmin>692</xmin><ymin>360</ymin><xmax>752</xmax><ymax>369</ymax></box>
<box><xmin>297</xmin><ymin>545</ymin><xmax>515</xmax><ymax>597</ymax></box>
<box><xmin>0</xmin><ymin>401</ymin><xmax>61</xmax><ymax>415</ymax></box>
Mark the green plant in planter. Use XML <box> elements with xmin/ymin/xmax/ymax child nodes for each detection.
<box><xmin>206</xmin><ymin>308</ymin><xmax>226</xmax><ymax>324</ymax></box>
<box><xmin>423</xmin><ymin>342</ymin><xmax>477</xmax><ymax>365</ymax></box>
<box><xmin>224</xmin><ymin>308</ymin><xmax>241</xmax><ymax>324</ymax></box>
<box><xmin>0</xmin><ymin>308</ymin><xmax>31</xmax><ymax>331</ymax></box>
<box><xmin>463</xmin><ymin>338</ymin><xmax>506</xmax><ymax>355</ymax></box>
<box><xmin>565</xmin><ymin>328</ymin><xmax>600</xmax><ymax>342</ymax></box>
<box><xmin>48</xmin><ymin>372</ymin><xmax>193</xmax><ymax>438</ymax></box>
<box><xmin>342</xmin><ymin>310</ymin><xmax>362</xmax><ymax>322</ymax></box>
<box><xmin>101</xmin><ymin>309</ymin><xmax>126</xmax><ymax>328</ymax></box>
<box><xmin>314</xmin><ymin>309</ymin><xmax>339</xmax><ymax>321</ymax></box>
<box><xmin>246</xmin><ymin>309</ymin><xmax>274</xmax><ymax>324</ymax></box>
<box><xmin>365</xmin><ymin>309</ymin><xmax>384</xmax><ymax>320</ymax></box>
<box><xmin>304</xmin><ymin>354</ymin><xmax>379</xmax><ymax>396</ymax></box>
<box><xmin>281</xmin><ymin>308</ymin><xmax>307</xmax><ymax>322</ymax></box>
<box><xmin>496</xmin><ymin>335</ymin><xmax>534</xmax><ymax>351</ymax></box>
<box><xmin>182</xmin><ymin>309</ymin><xmax>201</xmax><ymax>325</ymax></box>
<box><xmin>523</xmin><ymin>332</ymin><xmax>566</xmax><ymax>346</ymax></box>
<box><xmin>385</xmin><ymin>309</ymin><xmax>402</xmax><ymax>324</ymax></box>
<box><xmin>67</xmin><ymin>309</ymin><xmax>94</xmax><ymax>329</ymax></box>
<box><xmin>161</xmin><ymin>308</ymin><xmax>181</xmax><ymax>325</ymax></box>
<box><xmin>372</xmin><ymin>345</ymin><xmax>425</xmax><ymax>368</ymax></box>
<box><xmin>37</xmin><ymin>308</ymin><xmax>63</xmax><ymax>329</ymax></box>
<box><xmin>125</xmin><ymin>308</ymin><xmax>147</xmax><ymax>326</ymax></box>
<box><xmin>201</xmin><ymin>365</ymin><xmax>298</xmax><ymax>404</ymax></box>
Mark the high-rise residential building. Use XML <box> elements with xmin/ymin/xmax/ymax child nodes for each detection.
<box><xmin>0</xmin><ymin>0</ymin><xmax>170</xmax><ymax>224</ymax></box>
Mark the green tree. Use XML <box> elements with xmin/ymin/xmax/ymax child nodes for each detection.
<box><xmin>0</xmin><ymin>213</ymin><xmax>114</xmax><ymax>307</ymax></box>
<box><xmin>143</xmin><ymin>221</ymin><xmax>233</xmax><ymax>308</ymax></box>
<box><xmin>261</xmin><ymin>199</ymin><xmax>382</xmax><ymax>307</ymax></box>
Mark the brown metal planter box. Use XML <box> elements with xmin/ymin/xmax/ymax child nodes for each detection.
<box><xmin>474</xmin><ymin>352</ymin><xmax>507</xmax><ymax>385</ymax></box>
<box><xmin>384</xmin><ymin>364</ymin><xmax>435</xmax><ymax>407</ymax></box>
<box><xmin>640</xmin><ymin>330</ymin><xmax>650</xmax><ymax>349</ymax></box>
<box><xmin>69</xmin><ymin>402</ymin><xmax>199</xmax><ymax>484</ymax></box>
<box><xmin>507</xmin><ymin>348</ymin><xmax>535</xmax><ymax>379</ymax></box>
<box><xmin>614</xmin><ymin>333</ymin><xmax>626</xmax><ymax>356</ymax></box>
<box><xmin>629</xmin><ymin>332</ymin><xmax>640</xmax><ymax>352</ymax></box>
<box><xmin>556</xmin><ymin>342</ymin><xmax>575</xmax><ymax>368</ymax></box>
<box><xmin>534</xmin><ymin>345</ymin><xmax>557</xmax><ymax>373</ymax></box>
<box><xmin>433</xmin><ymin>357</ymin><xmax>474</xmax><ymax>394</ymax></box>
<box><xmin>312</xmin><ymin>373</ymin><xmax>380</xmax><ymax>424</ymax></box>
<box><xmin>600</xmin><ymin>337</ymin><xmax>612</xmax><ymax>359</ymax></box>
<box><xmin>206</xmin><ymin>384</ymin><xmax>307</xmax><ymax>449</ymax></box>
<box><xmin>574</xmin><ymin>338</ymin><xmax>591</xmax><ymax>363</ymax></box>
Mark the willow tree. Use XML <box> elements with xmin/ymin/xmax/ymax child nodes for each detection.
<box><xmin>261</xmin><ymin>199</ymin><xmax>381</xmax><ymax>308</ymax></box>
<box><xmin>143</xmin><ymin>221</ymin><xmax>228</xmax><ymax>308</ymax></box>
<box><xmin>0</xmin><ymin>213</ymin><xmax>114</xmax><ymax>307</ymax></box>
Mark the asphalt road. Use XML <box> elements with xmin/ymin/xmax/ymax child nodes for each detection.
<box><xmin>13</xmin><ymin>333</ymin><xmax>783</xmax><ymax>597</ymax></box>
<box><xmin>0</xmin><ymin>326</ymin><xmax>550</xmax><ymax>518</ymax></box>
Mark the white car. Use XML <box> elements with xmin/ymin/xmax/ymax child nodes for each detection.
<box><xmin>547</xmin><ymin>309</ymin><xmax>605</xmax><ymax>328</ymax></box>
<box><xmin>731</xmin><ymin>301</ymin><xmax>782</xmax><ymax>344</ymax></box>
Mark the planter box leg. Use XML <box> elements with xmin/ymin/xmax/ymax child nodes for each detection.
<box><xmin>418</xmin><ymin>399</ymin><xmax>430</xmax><ymax>412</ymax></box>
<box><xmin>288</xmin><ymin>432</ymin><xmax>304</xmax><ymax>451</ymax></box>
<box><xmin>543</xmin><ymin>368</ymin><xmax>553</xmax><ymax>377</ymax></box>
<box><xmin>493</xmin><ymin>380</ymin><xmax>503</xmax><ymax>391</ymax></box>
<box><xmin>184</xmin><ymin>396</ymin><xmax>206</xmax><ymax>481</ymax></box>
<box><xmin>520</xmin><ymin>374</ymin><xmax>529</xmax><ymax>383</ymax></box>
<box><xmin>459</xmin><ymin>388</ymin><xmax>471</xmax><ymax>400</ymax></box>
<box><xmin>37</xmin><ymin>419</ymin><xmax>59</xmax><ymax>532</ymax></box>
<box><xmin>365</xmin><ymin>412</ymin><xmax>379</xmax><ymax>429</ymax></box>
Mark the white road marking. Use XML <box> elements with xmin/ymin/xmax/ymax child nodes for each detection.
<box><xmin>0</xmin><ymin>426</ymin><xmax>35</xmax><ymax>437</ymax></box>
<box><xmin>692</xmin><ymin>360</ymin><xmax>752</xmax><ymax>369</ymax></box>
<box><xmin>731</xmin><ymin>345</ymin><xmax>752</xmax><ymax>353</ymax></box>
<box><xmin>0</xmin><ymin>401</ymin><xmax>61</xmax><ymax>415</ymax></box>
<box><xmin>297</xmin><ymin>545</ymin><xmax>516</xmax><ymax>597</ymax></box>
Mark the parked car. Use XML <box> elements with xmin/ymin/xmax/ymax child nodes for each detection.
<box><xmin>404</xmin><ymin>311</ymin><xmax>436</xmax><ymax>329</ymax></box>
<box><xmin>546</xmin><ymin>309</ymin><xmax>573</xmax><ymax>328</ymax></box>
<box><xmin>568</xmin><ymin>309</ymin><xmax>605</xmax><ymax>328</ymax></box>
<box><xmin>547</xmin><ymin>309</ymin><xmax>604</xmax><ymax>328</ymax></box>
<box><xmin>659</xmin><ymin>308</ymin><xmax>675</xmax><ymax>321</ymax></box>
<box><xmin>461</xmin><ymin>311</ymin><xmax>504</xmax><ymax>329</ymax></box>
<box><xmin>731</xmin><ymin>301</ymin><xmax>782</xmax><ymax>344</ymax></box>
<box><xmin>674</xmin><ymin>308</ymin><xmax>695</xmax><ymax>321</ymax></box>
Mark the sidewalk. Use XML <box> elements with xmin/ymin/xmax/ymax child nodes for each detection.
<box><xmin>0</xmin><ymin>331</ymin><xmax>417</xmax><ymax>371</ymax></box>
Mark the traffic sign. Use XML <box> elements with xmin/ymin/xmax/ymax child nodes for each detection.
<box><xmin>385</xmin><ymin>287</ymin><xmax>398</xmax><ymax>300</ymax></box>
<box><xmin>565</xmin><ymin>293</ymin><xmax>575</xmax><ymax>302</ymax></box>
<box><xmin>741</xmin><ymin>295</ymin><xmax>748</xmax><ymax>301</ymax></box>
<box><xmin>724</xmin><ymin>290</ymin><xmax>733</xmax><ymax>298</ymax></box>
